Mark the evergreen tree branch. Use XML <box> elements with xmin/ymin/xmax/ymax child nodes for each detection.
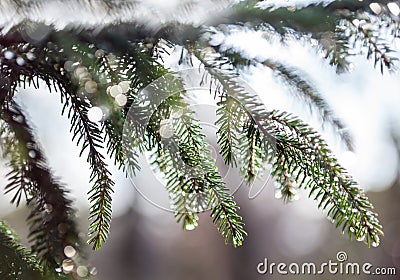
<box><xmin>348</xmin><ymin>18</ymin><xmax>398</xmax><ymax>73</ymax></box>
<box><xmin>39</xmin><ymin>48</ymin><xmax>115</xmax><ymax>251</ymax></box>
<box><xmin>0</xmin><ymin>39</ymin><xmax>116</xmax><ymax>250</ymax></box>
<box><xmin>63</xmin><ymin>39</ymin><xmax>142</xmax><ymax>175</ymax></box>
<box><xmin>189</xmin><ymin>46</ymin><xmax>383</xmax><ymax>246</ymax></box>
<box><xmin>0</xmin><ymin>1</ymin><xmax>363</xmax><ymax>49</ymax></box>
<box><xmin>202</xmin><ymin>41</ymin><xmax>354</xmax><ymax>150</ymax></box>
<box><xmin>271</xmin><ymin>152</ymin><xmax>298</xmax><ymax>203</ymax></box>
<box><xmin>154</xmin><ymin>138</ymin><xmax>201</xmax><ymax>231</ymax></box>
<box><xmin>268</xmin><ymin>110</ymin><xmax>382</xmax><ymax>245</ymax></box>
<box><xmin>0</xmin><ymin>0</ymin><xmax>392</xmax><ymax>258</ymax></box>
<box><xmin>317</xmin><ymin>4</ymin><xmax>398</xmax><ymax>73</ymax></box>
<box><xmin>223</xmin><ymin>2</ymin><xmax>399</xmax><ymax>73</ymax></box>
<box><xmin>129</xmin><ymin>76</ymin><xmax>246</xmax><ymax>246</ymax></box>
<box><xmin>0</xmin><ymin>219</ymin><xmax>44</xmax><ymax>280</ymax></box>
<box><xmin>2</xmin><ymin>1</ymin><xmax>397</xmax><ymax>75</ymax></box>
<box><xmin>225</xmin><ymin>1</ymin><xmax>338</xmax><ymax>34</ymax></box>
<box><xmin>239</xmin><ymin>119</ymin><xmax>266</xmax><ymax>184</ymax></box>
<box><xmin>175</xmin><ymin>106</ymin><xmax>246</xmax><ymax>246</ymax></box>
<box><xmin>0</xmin><ymin>101</ymin><xmax>83</xmax><ymax>270</ymax></box>
<box><xmin>62</xmin><ymin>83</ymin><xmax>115</xmax><ymax>251</ymax></box>
<box><xmin>261</xmin><ymin>59</ymin><xmax>353</xmax><ymax>150</ymax></box>
<box><xmin>320</xmin><ymin>24</ymin><xmax>353</xmax><ymax>73</ymax></box>
<box><xmin>215</xmin><ymin>96</ymin><xmax>242</xmax><ymax>167</ymax></box>
<box><xmin>116</xmin><ymin>45</ymin><xmax>215</xmax><ymax>233</ymax></box>
<box><xmin>143</xmin><ymin>93</ymin><xmax>204</xmax><ymax>230</ymax></box>
<box><xmin>0</xmin><ymin>120</ymin><xmax>37</xmax><ymax>206</ymax></box>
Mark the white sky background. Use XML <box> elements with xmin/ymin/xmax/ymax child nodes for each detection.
<box><xmin>1</xmin><ymin>0</ymin><xmax>400</xmax><ymax>218</ymax></box>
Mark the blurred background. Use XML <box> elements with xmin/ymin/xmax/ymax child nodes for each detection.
<box><xmin>1</xmin><ymin>0</ymin><xmax>400</xmax><ymax>279</ymax></box>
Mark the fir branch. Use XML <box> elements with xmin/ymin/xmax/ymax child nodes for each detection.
<box><xmin>0</xmin><ymin>101</ymin><xmax>82</xmax><ymax>269</ymax></box>
<box><xmin>0</xmin><ymin>1</ymin><xmax>355</xmax><ymax>51</ymax></box>
<box><xmin>153</xmin><ymin>136</ymin><xmax>203</xmax><ymax>231</ymax></box>
<box><xmin>0</xmin><ymin>39</ymin><xmax>116</xmax><ymax>250</ymax></box>
<box><xmin>118</xmin><ymin>53</ymin><xmax>247</xmax><ymax>244</ymax></box>
<box><xmin>191</xmin><ymin>48</ymin><xmax>383</xmax><ymax>246</ymax></box>
<box><xmin>215</xmin><ymin>97</ymin><xmax>242</xmax><ymax>167</ymax></box>
<box><xmin>223</xmin><ymin>1</ymin><xmax>339</xmax><ymax>34</ymax></box>
<box><xmin>349</xmin><ymin>18</ymin><xmax>397</xmax><ymax>73</ymax></box>
<box><xmin>175</xmin><ymin>107</ymin><xmax>246</xmax><ymax>245</ymax></box>
<box><xmin>146</xmin><ymin>95</ymin><xmax>203</xmax><ymax>230</ymax></box>
<box><xmin>200</xmin><ymin>43</ymin><xmax>354</xmax><ymax>150</ymax></box>
<box><xmin>239</xmin><ymin>119</ymin><xmax>265</xmax><ymax>184</ymax></box>
<box><xmin>203</xmin><ymin>67</ymin><xmax>268</xmax><ymax>183</ymax></box>
<box><xmin>67</xmin><ymin>40</ymin><xmax>140</xmax><ymax>173</ymax></box>
<box><xmin>268</xmin><ymin>110</ymin><xmax>382</xmax><ymax>246</ymax></box>
<box><xmin>0</xmin><ymin>219</ymin><xmax>43</xmax><ymax>280</ymax></box>
<box><xmin>319</xmin><ymin>25</ymin><xmax>353</xmax><ymax>73</ymax></box>
<box><xmin>2</xmin><ymin>0</ymin><xmax>397</xmax><ymax>78</ymax></box>
<box><xmin>208</xmin><ymin>173</ymin><xmax>246</xmax><ymax>247</ymax></box>
<box><xmin>222</xmin><ymin>2</ymin><xmax>399</xmax><ymax>74</ymax></box>
<box><xmin>317</xmin><ymin>7</ymin><xmax>398</xmax><ymax>73</ymax></box>
<box><xmin>271</xmin><ymin>152</ymin><xmax>298</xmax><ymax>203</ymax></box>
<box><xmin>0</xmin><ymin>0</ymin><xmax>392</xmax><ymax>258</ymax></box>
<box><xmin>262</xmin><ymin>59</ymin><xmax>353</xmax><ymax>150</ymax></box>
<box><xmin>0</xmin><ymin>122</ymin><xmax>37</xmax><ymax>206</ymax></box>
<box><xmin>174</xmin><ymin>102</ymin><xmax>246</xmax><ymax>247</ymax></box>
<box><xmin>41</xmin><ymin>49</ymin><xmax>115</xmax><ymax>251</ymax></box>
<box><xmin>122</xmin><ymin>67</ymin><xmax>207</xmax><ymax>231</ymax></box>
<box><xmin>135</xmin><ymin>82</ymin><xmax>246</xmax><ymax>246</ymax></box>
<box><xmin>66</xmin><ymin>92</ymin><xmax>115</xmax><ymax>251</ymax></box>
